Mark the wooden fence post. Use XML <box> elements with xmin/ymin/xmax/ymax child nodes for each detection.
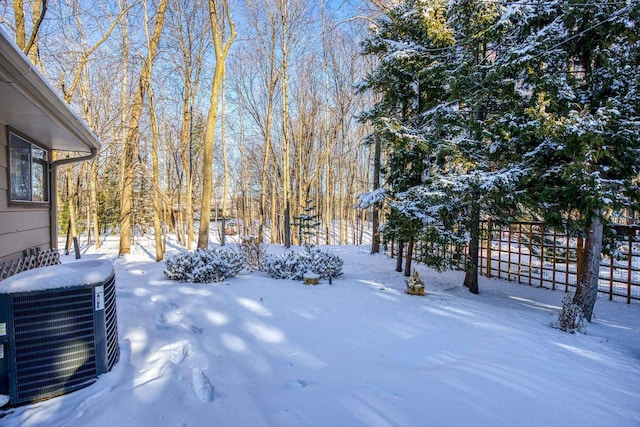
<box><xmin>627</xmin><ymin>228</ymin><xmax>633</xmax><ymax>304</ymax></box>
<box><xmin>486</xmin><ymin>219</ymin><xmax>492</xmax><ymax>278</ymax></box>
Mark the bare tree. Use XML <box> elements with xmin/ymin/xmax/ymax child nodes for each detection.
<box><xmin>196</xmin><ymin>0</ymin><xmax>236</xmax><ymax>249</ymax></box>
<box><xmin>11</xmin><ymin>0</ymin><xmax>47</xmax><ymax>62</ymax></box>
<box><xmin>119</xmin><ymin>0</ymin><xmax>168</xmax><ymax>256</ymax></box>
<box><xmin>167</xmin><ymin>0</ymin><xmax>209</xmax><ymax>250</ymax></box>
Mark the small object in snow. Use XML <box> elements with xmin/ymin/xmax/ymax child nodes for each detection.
<box><xmin>405</xmin><ymin>269</ymin><xmax>425</xmax><ymax>296</ymax></box>
<box><xmin>303</xmin><ymin>272</ymin><xmax>320</xmax><ymax>285</ymax></box>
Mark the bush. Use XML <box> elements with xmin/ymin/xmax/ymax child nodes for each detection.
<box><xmin>164</xmin><ymin>248</ymin><xmax>246</xmax><ymax>283</ymax></box>
<box><xmin>555</xmin><ymin>294</ymin><xmax>585</xmax><ymax>333</ymax></box>
<box><xmin>261</xmin><ymin>251</ymin><xmax>306</xmax><ymax>280</ymax></box>
<box><xmin>238</xmin><ymin>236</ymin><xmax>269</xmax><ymax>271</ymax></box>
<box><xmin>262</xmin><ymin>247</ymin><xmax>343</xmax><ymax>282</ymax></box>
<box><xmin>302</xmin><ymin>248</ymin><xmax>344</xmax><ymax>283</ymax></box>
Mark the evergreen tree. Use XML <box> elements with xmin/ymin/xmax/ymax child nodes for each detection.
<box><xmin>360</xmin><ymin>0</ymin><xmax>454</xmax><ymax>276</ymax></box>
<box><xmin>499</xmin><ymin>0</ymin><xmax>640</xmax><ymax>321</ymax></box>
<box><xmin>292</xmin><ymin>199</ymin><xmax>321</xmax><ymax>249</ymax></box>
<box><xmin>361</xmin><ymin>0</ymin><xmax>639</xmax><ymax>309</ymax></box>
<box><xmin>361</xmin><ymin>0</ymin><xmax>519</xmax><ymax>292</ymax></box>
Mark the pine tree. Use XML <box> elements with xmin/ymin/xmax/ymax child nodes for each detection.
<box><xmin>360</xmin><ymin>0</ymin><xmax>456</xmax><ymax>275</ymax></box>
<box><xmin>361</xmin><ymin>0</ymin><xmax>639</xmax><ymax>307</ymax></box>
<box><xmin>499</xmin><ymin>0</ymin><xmax>640</xmax><ymax>321</ymax></box>
<box><xmin>361</xmin><ymin>0</ymin><xmax>520</xmax><ymax>292</ymax></box>
<box><xmin>292</xmin><ymin>199</ymin><xmax>321</xmax><ymax>249</ymax></box>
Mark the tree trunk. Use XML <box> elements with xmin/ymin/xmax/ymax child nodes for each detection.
<box><xmin>396</xmin><ymin>240</ymin><xmax>404</xmax><ymax>273</ymax></box>
<box><xmin>371</xmin><ymin>136</ymin><xmax>381</xmax><ymax>254</ymax></box>
<box><xmin>281</xmin><ymin>0</ymin><xmax>292</xmax><ymax>248</ymax></box>
<box><xmin>221</xmin><ymin>65</ymin><xmax>229</xmax><ymax>246</ymax></box>
<box><xmin>196</xmin><ymin>0</ymin><xmax>236</xmax><ymax>249</ymax></box>
<box><xmin>64</xmin><ymin>168</ymin><xmax>78</xmax><ymax>255</ymax></box>
<box><xmin>284</xmin><ymin>202</ymin><xmax>291</xmax><ymax>247</ymax></box>
<box><xmin>238</xmin><ymin>97</ymin><xmax>250</xmax><ymax>236</ymax></box>
<box><xmin>573</xmin><ymin>215</ymin><xmax>603</xmax><ymax>322</ymax></box>
<box><xmin>148</xmin><ymin>83</ymin><xmax>164</xmax><ymax>261</ymax></box>
<box><xmin>13</xmin><ymin>1</ymin><xmax>26</xmax><ymax>50</ymax></box>
<box><xmin>119</xmin><ymin>0</ymin><xmax>168</xmax><ymax>256</ymax></box>
<box><xmin>89</xmin><ymin>156</ymin><xmax>100</xmax><ymax>249</ymax></box>
<box><xmin>404</xmin><ymin>238</ymin><xmax>414</xmax><ymax>277</ymax></box>
<box><xmin>181</xmin><ymin>91</ymin><xmax>193</xmax><ymax>250</ymax></box>
<box><xmin>463</xmin><ymin>200</ymin><xmax>480</xmax><ymax>294</ymax></box>
<box><xmin>27</xmin><ymin>0</ymin><xmax>45</xmax><ymax>65</ymax></box>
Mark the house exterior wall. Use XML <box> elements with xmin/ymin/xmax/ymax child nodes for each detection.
<box><xmin>0</xmin><ymin>129</ymin><xmax>51</xmax><ymax>264</ymax></box>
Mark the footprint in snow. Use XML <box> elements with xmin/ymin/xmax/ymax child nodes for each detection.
<box><xmin>289</xmin><ymin>379</ymin><xmax>308</xmax><ymax>389</ymax></box>
<box><xmin>192</xmin><ymin>368</ymin><xmax>214</xmax><ymax>403</ymax></box>
<box><xmin>155</xmin><ymin>312</ymin><xmax>168</xmax><ymax>329</ymax></box>
<box><xmin>169</xmin><ymin>341</ymin><xmax>190</xmax><ymax>364</ymax></box>
<box><xmin>183</xmin><ymin>325</ymin><xmax>204</xmax><ymax>335</ymax></box>
<box><xmin>165</xmin><ymin>301</ymin><xmax>179</xmax><ymax>311</ymax></box>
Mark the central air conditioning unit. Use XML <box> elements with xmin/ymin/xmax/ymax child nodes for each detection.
<box><xmin>0</xmin><ymin>260</ymin><xmax>119</xmax><ymax>406</ymax></box>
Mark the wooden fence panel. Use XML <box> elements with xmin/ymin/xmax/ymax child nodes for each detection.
<box><xmin>396</xmin><ymin>221</ymin><xmax>640</xmax><ymax>303</ymax></box>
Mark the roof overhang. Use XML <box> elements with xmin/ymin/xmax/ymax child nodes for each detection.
<box><xmin>0</xmin><ymin>28</ymin><xmax>101</xmax><ymax>153</ymax></box>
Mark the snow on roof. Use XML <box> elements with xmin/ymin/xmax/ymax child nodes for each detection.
<box><xmin>0</xmin><ymin>260</ymin><xmax>114</xmax><ymax>294</ymax></box>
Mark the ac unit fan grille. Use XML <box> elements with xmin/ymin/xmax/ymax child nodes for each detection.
<box><xmin>11</xmin><ymin>288</ymin><xmax>97</xmax><ymax>403</ymax></box>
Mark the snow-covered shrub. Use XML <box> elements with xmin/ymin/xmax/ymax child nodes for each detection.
<box><xmin>238</xmin><ymin>236</ymin><xmax>269</xmax><ymax>271</ymax></box>
<box><xmin>262</xmin><ymin>251</ymin><xmax>307</xmax><ymax>280</ymax></box>
<box><xmin>262</xmin><ymin>248</ymin><xmax>343</xmax><ymax>282</ymax></box>
<box><xmin>303</xmin><ymin>248</ymin><xmax>344</xmax><ymax>283</ymax></box>
<box><xmin>555</xmin><ymin>294</ymin><xmax>585</xmax><ymax>333</ymax></box>
<box><xmin>164</xmin><ymin>248</ymin><xmax>246</xmax><ymax>283</ymax></box>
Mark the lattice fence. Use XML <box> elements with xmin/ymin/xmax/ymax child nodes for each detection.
<box><xmin>405</xmin><ymin>221</ymin><xmax>640</xmax><ymax>303</ymax></box>
<box><xmin>0</xmin><ymin>249</ymin><xmax>61</xmax><ymax>281</ymax></box>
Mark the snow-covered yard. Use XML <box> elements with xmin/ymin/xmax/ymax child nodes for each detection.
<box><xmin>2</xmin><ymin>235</ymin><xmax>639</xmax><ymax>427</ymax></box>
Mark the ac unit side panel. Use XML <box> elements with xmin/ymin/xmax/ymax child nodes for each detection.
<box><xmin>0</xmin><ymin>295</ymin><xmax>13</xmax><ymax>397</ymax></box>
<box><xmin>0</xmin><ymin>261</ymin><xmax>118</xmax><ymax>407</ymax></box>
<box><xmin>104</xmin><ymin>274</ymin><xmax>119</xmax><ymax>371</ymax></box>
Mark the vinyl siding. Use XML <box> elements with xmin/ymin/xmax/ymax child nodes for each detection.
<box><xmin>0</xmin><ymin>128</ymin><xmax>52</xmax><ymax>264</ymax></box>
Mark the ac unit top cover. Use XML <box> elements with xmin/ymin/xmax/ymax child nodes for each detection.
<box><xmin>0</xmin><ymin>260</ymin><xmax>114</xmax><ymax>294</ymax></box>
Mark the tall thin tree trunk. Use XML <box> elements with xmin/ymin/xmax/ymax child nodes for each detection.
<box><xmin>404</xmin><ymin>238</ymin><xmax>414</xmax><ymax>277</ymax></box>
<box><xmin>463</xmin><ymin>199</ymin><xmax>480</xmax><ymax>294</ymax></box>
<box><xmin>280</xmin><ymin>0</ymin><xmax>292</xmax><ymax>248</ymax></box>
<box><xmin>64</xmin><ymin>169</ymin><xmax>78</xmax><ymax>254</ymax></box>
<box><xmin>119</xmin><ymin>0</ymin><xmax>167</xmax><ymax>256</ymax></box>
<box><xmin>574</xmin><ymin>214</ymin><xmax>603</xmax><ymax>322</ymax></box>
<box><xmin>238</xmin><ymin>95</ymin><xmax>250</xmax><ymax>236</ymax></box>
<box><xmin>197</xmin><ymin>0</ymin><xmax>236</xmax><ymax>249</ymax></box>
<box><xmin>28</xmin><ymin>0</ymin><xmax>43</xmax><ymax>64</ymax></box>
<box><xmin>13</xmin><ymin>1</ymin><xmax>26</xmax><ymax>50</ymax></box>
<box><xmin>371</xmin><ymin>135</ymin><xmax>381</xmax><ymax>254</ymax></box>
<box><xmin>89</xmin><ymin>159</ymin><xmax>100</xmax><ymax>248</ymax></box>
<box><xmin>396</xmin><ymin>240</ymin><xmax>404</xmax><ymax>273</ymax></box>
<box><xmin>270</xmin><ymin>185</ymin><xmax>277</xmax><ymax>243</ymax></box>
<box><xmin>180</xmin><ymin>90</ymin><xmax>193</xmax><ymax>249</ymax></box>
<box><xmin>148</xmin><ymin>83</ymin><xmax>164</xmax><ymax>261</ymax></box>
<box><xmin>220</xmin><ymin>65</ymin><xmax>229</xmax><ymax>246</ymax></box>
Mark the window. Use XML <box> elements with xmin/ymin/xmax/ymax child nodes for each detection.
<box><xmin>8</xmin><ymin>131</ymin><xmax>49</xmax><ymax>203</ymax></box>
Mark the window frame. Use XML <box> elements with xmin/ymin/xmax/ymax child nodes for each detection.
<box><xmin>6</xmin><ymin>127</ymin><xmax>51</xmax><ymax>206</ymax></box>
